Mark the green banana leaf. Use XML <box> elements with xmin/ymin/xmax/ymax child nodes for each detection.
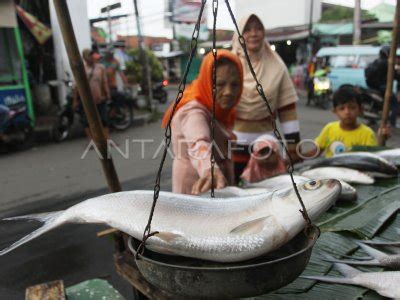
<box><xmin>251</xmin><ymin>179</ymin><xmax>400</xmax><ymax>299</ymax></box>
<box><xmin>319</xmin><ymin>185</ymin><xmax>400</xmax><ymax>238</ymax></box>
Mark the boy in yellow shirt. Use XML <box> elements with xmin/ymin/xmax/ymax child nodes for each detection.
<box><xmin>314</xmin><ymin>86</ymin><xmax>384</xmax><ymax>158</ymax></box>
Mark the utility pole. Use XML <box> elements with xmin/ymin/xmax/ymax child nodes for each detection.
<box><xmin>353</xmin><ymin>0</ymin><xmax>362</xmax><ymax>45</ymax></box>
<box><xmin>133</xmin><ymin>0</ymin><xmax>153</xmax><ymax>111</ymax></box>
<box><xmin>308</xmin><ymin>0</ymin><xmax>314</xmax><ymax>38</ymax></box>
<box><xmin>379</xmin><ymin>0</ymin><xmax>400</xmax><ymax>145</ymax></box>
<box><xmin>107</xmin><ymin>6</ymin><xmax>112</xmax><ymax>44</ymax></box>
<box><xmin>101</xmin><ymin>3</ymin><xmax>122</xmax><ymax>45</ymax></box>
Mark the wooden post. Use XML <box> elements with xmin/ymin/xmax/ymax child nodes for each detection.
<box><xmin>379</xmin><ymin>0</ymin><xmax>400</xmax><ymax>146</ymax></box>
<box><xmin>52</xmin><ymin>2</ymin><xmax>169</xmax><ymax>298</ymax></box>
<box><xmin>52</xmin><ymin>0</ymin><xmax>122</xmax><ymax>192</ymax></box>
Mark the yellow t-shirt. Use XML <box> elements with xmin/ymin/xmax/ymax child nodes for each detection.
<box><xmin>315</xmin><ymin>121</ymin><xmax>377</xmax><ymax>158</ymax></box>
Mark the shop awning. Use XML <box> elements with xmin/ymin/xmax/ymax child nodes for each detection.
<box><xmin>0</xmin><ymin>0</ymin><xmax>17</xmax><ymax>28</ymax></box>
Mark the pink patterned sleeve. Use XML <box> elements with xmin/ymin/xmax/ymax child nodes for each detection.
<box><xmin>180</xmin><ymin>105</ymin><xmax>220</xmax><ymax>178</ymax></box>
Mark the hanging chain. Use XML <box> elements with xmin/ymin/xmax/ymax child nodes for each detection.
<box><xmin>224</xmin><ymin>0</ymin><xmax>313</xmax><ymax>228</ymax></box>
<box><xmin>136</xmin><ymin>0</ymin><xmax>208</xmax><ymax>258</ymax></box>
<box><xmin>210</xmin><ymin>0</ymin><xmax>218</xmax><ymax>198</ymax></box>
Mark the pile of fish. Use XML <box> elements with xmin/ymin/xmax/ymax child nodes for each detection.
<box><xmin>302</xmin><ymin>152</ymin><xmax>398</xmax><ymax>179</ymax></box>
<box><xmin>241</xmin><ymin>151</ymin><xmax>398</xmax><ymax>204</ymax></box>
<box><xmin>0</xmin><ymin>179</ymin><xmax>340</xmax><ymax>262</ymax></box>
<box><xmin>301</xmin><ymin>239</ymin><xmax>400</xmax><ymax>298</ymax></box>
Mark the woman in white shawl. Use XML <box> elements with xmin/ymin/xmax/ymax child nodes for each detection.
<box><xmin>231</xmin><ymin>14</ymin><xmax>301</xmax><ymax>182</ymax></box>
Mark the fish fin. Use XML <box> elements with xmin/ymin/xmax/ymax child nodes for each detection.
<box><xmin>322</xmin><ymin>256</ymin><xmax>379</xmax><ymax>267</ymax></box>
<box><xmin>362</xmin><ymin>239</ymin><xmax>400</xmax><ymax>246</ymax></box>
<box><xmin>230</xmin><ymin>216</ymin><xmax>271</xmax><ymax>235</ymax></box>
<box><xmin>340</xmin><ymin>254</ymin><xmax>374</xmax><ymax>261</ymax></box>
<box><xmin>319</xmin><ymin>252</ymin><xmax>363</xmax><ymax>277</ymax></box>
<box><xmin>3</xmin><ymin>211</ymin><xmax>62</xmax><ymax>223</ymax></box>
<box><xmin>300</xmin><ymin>275</ymin><xmax>353</xmax><ymax>285</ymax></box>
<box><xmin>0</xmin><ymin>211</ymin><xmax>64</xmax><ymax>256</ymax></box>
<box><xmin>355</xmin><ymin>240</ymin><xmax>389</xmax><ymax>260</ymax></box>
<box><xmin>156</xmin><ymin>231</ymin><xmax>184</xmax><ymax>243</ymax></box>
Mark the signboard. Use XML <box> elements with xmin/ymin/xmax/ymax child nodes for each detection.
<box><xmin>171</xmin><ymin>0</ymin><xmax>208</xmax><ymax>40</ymax></box>
<box><xmin>172</xmin><ymin>0</ymin><xmax>206</xmax><ymax>24</ymax></box>
<box><xmin>100</xmin><ymin>2</ymin><xmax>121</xmax><ymax>13</ymax></box>
<box><xmin>0</xmin><ymin>88</ymin><xmax>26</xmax><ymax>107</ymax></box>
<box><xmin>175</xmin><ymin>23</ymin><xmax>209</xmax><ymax>40</ymax></box>
<box><xmin>0</xmin><ymin>0</ymin><xmax>17</xmax><ymax>28</ymax></box>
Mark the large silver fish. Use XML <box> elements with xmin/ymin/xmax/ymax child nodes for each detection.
<box><xmin>246</xmin><ymin>174</ymin><xmax>357</xmax><ymax>202</ymax></box>
<box><xmin>323</xmin><ymin>241</ymin><xmax>400</xmax><ymax>269</ymax></box>
<box><xmin>301</xmin><ymin>167</ymin><xmax>374</xmax><ymax>185</ymax></box>
<box><xmin>306</xmin><ymin>152</ymin><xmax>398</xmax><ymax>178</ymax></box>
<box><xmin>199</xmin><ymin>186</ymin><xmax>269</xmax><ymax>198</ymax></box>
<box><xmin>245</xmin><ymin>174</ymin><xmax>309</xmax><ymax>190</ymax></box>
<box><xmin>0</xmin><ymin>179</ymin><xmax>340</xmax><ymax>262</ymax></box>
<box><xmin>301</xmin><ymin>255</ymin><xmax>400</xmax><ymax>298</ymax></box>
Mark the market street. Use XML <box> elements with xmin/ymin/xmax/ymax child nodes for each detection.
<box><xmin>0</xmin><ymin>89</ymin><xmax>399</xmax><ymax>299</ymax></box>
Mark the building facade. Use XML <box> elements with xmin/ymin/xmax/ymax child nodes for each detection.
<box><xmin>235</xmin><ymin>0</ymin><xmax>322</xmax><ymax>29</ymax></box>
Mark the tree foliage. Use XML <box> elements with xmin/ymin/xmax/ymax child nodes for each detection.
<box><xmin>321</xmin><ymin>6</ymin><xmax>376</xmax><ymax>22</ymax></box>
<box><xmin>125</xmin><ymin>49</ymin><xmax>164</xmax><ymax>84</ymax></box>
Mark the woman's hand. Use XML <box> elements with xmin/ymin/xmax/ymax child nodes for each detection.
<box><xmin>191</xmin><ymin>169</ymin><xmax>228</xmax><ymax>195</ymax></box>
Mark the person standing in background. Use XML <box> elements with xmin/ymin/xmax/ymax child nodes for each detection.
<box><xmin>73</xmin><ymin>49</ymin><xmax>111</xmax><ymax>140</ymax></box>
<box><xmin>231</xmin><ymin>14</ymin><xmax>301</xmax><ymax>182</ymax></box>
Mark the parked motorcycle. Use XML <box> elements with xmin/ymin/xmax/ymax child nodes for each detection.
<box><xmin>310</xmin><ymin>69</ymin><xmax>332</xmax><ymax>109</ymax></box>
<box><xmin>139</xmin><ymin>80</ymin><xmax>169</xmax><ymax>104</ymax></box>
<box><xmin>356</xmin><ymin>86</ymin><xmax>384</xmax><ymax>125</ymax></box>
<box><xmin>108</xmin><ymin>89</ymin><xmax>134</xmax><ymax>130</ymax></box>
<box><xmin>0</xmin><ymin>103</ymin><xmax>34</xmax><ymax>151</ymax></box>
<box><xmin>53</xmin><ymin>81</ymin><xmax>134</xmax><ymax>142</ymax></box>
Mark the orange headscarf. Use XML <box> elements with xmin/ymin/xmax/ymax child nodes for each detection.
<box><xmin>161</xmin><ymin>49</ymin><xmax>243</xmax><ymax>128</ymax></box>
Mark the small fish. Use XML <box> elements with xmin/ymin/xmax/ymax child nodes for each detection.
<box><xmin>0</xmin><ymin>179</ymin><xmax>340</xmax><ymax>262</ymax></box>
<box><xmin>337</xmin><ymin>181</ymin><xmax>357</xmax><ymax>202</ymax></box>
<box><xmin>301</xmin><ymin>167</ymin><xmax>374</xmax><ymax>185</ymax></box>
<box><xmin>322</xmin><ymin>241</ymin><xmax>400</xmax><ymax>269</ymax></box>
<box><xmin>247</xmin><ymin>174</ymin><xmax>357</xmax><ymax>202</ymax></box>
<box><xmin>301</xmin><ymin>256</ymin><xmax>400</xmax><ymax>299</ymax></box>
<box><xmin>306</xmin><ymin>152</ymin><xmax>398</xmax><ymax>178</ymax></box>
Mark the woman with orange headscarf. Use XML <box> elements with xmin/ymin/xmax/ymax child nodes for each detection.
<box><xmin>162</xmin><ymin>50</ymin><xmax>243</xmax><ymax>195</ymax></box>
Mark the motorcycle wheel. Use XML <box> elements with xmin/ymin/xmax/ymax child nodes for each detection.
<box><xmin>15</xmin><ymin>124</ymin><xmax>35</xmax><ymax>151</ymax></box>
<box><xmin>320</xmin><ymin>94</ymin><xmax>330</xmax><ymax>110</ymax></box>
<box><xmin>158</xmin><ymin>90</ymin><xmax>168</xmax><ymax>104</ymax></box>
<box><xmin>110</xmin><ymin>103</ymin><xmax>133</xmax><ymax>131</ymax></box>
<box><xmin>52</xmin><ymin>113</ymin><xmax>72</xmax><ymax>142</ymax></box>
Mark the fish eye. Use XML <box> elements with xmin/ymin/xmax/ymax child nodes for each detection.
<box><xmin>304</xmin><ymin>180</ymin><xmax>322</xmax><ymax>191</ymax></box>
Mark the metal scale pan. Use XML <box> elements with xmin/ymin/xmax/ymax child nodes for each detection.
<box><xmin>128</xmin><ymin>226</ymin><xmax>319</xmax><ymax>299</ymax></box>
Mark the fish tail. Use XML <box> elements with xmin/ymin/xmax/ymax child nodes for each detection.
<box><xmin>0</xmin><ymin>211</ymin><xmax>64</xmax><ymax>256</ymax></box>
<box><xmin>300</xmin><ymin>275</ymin><xmax>353</xmax><ymax>285</ymax></box>
<box><xmin>3</xmin><ymin>211</ymin><xmax>63</xmax><ymax>223</ymax></box>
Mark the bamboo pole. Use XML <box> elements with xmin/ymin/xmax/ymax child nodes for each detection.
<box><xmin>52</xmin><ymin>0</ymin><xmax>122</xmax><ymax>192</ymax></box>
<box><xmin>51</xmin><ymin>3</ymin><xmax>166</xmax><ymax>298</ymax></box>
<box><xmin>379</xmin><ymin>0</ymin><xmax>400</xmax><ymax>146</ymax></box>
